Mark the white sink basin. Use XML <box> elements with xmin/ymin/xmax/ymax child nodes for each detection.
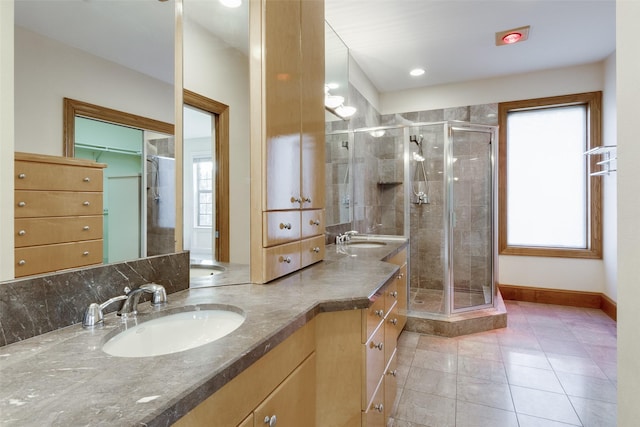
<box><xmin>347</xmin><ymin>241</ymin><xmax>387</xmax><ymax>248</ymax></box>
<box><xmin>102</xmin><ymin>307</ymin><xmax>245</xmax><ymax>358</ymax></box>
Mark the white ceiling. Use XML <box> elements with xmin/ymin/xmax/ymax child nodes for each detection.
<box><xmin>14</xmin><ymin>0</ymin><xmax>616</xmax><ymax>95</ymax></box>
<box><xmin>325</xmin><ymin>0</ymin><xmax>616</xmax><ymax>93</ymax></box>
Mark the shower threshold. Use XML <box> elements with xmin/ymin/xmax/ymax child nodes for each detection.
<box><xmin>405</xmin><ymin>289</ymin><xmax>508</xmax><ymax>337</ymax></box>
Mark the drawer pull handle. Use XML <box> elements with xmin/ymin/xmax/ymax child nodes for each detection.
<box><xmin>375</xmin><ymin>309</ymin><xmax>384</xmax><ymax>318</ymax></box>
<box><xmin>280</xmin><ymin>256</ymin><xmax>292</xmax><ymax>264</ymax></box>
<box><xmin>312</xmin><ymin>247</ymin><xmax>320</xmax><ymax>253</ymax></box>
<box><xmin>18</xmin><ymin>202</ymin><xmax>26</xmax><ymax>207</ymax></box>
<box><xmin>18</xmin><ymin>260</ymin><xmax>26</xmax><ymax>266</ymax></box>
<box><xmin>311</xmin><ymin>219</ymin><xmax>320</xmax><ymax>226</ymax></box>
<box><xmin>83</xmin><ymin>251</ymin><xmax>90</xmax><ymax>256</ymax></box>
<box><xmin>18</xmin><ymin>173</ymin><xmax>26</xmax><ymax>179</ymax></box>
<box><xmin>388</xmin><ymin>369</ymin><xmax>398</xmax><ymax>377</ymax></box>
<box><xmin>264</xmin><ymin>415</ymin><xmax>277</xmax><ymax>426</ymax></box>
<box><xmin>303</xmin><ymin>196</ymin><xmax>311</xmax><ymax>203</ymax></box>
<box><xmin>390</xmin><ymin>318</ymin><xmax>398</xmax><ymax>325</ymax></box>
<box><xmin>371</xmin><ymin>341</ymin><xmax>383</xmax><ymax>351</ymax></box>
<box><xmin>18</xmin><ymin>230</ymin><xmax>26</xmax><ymax>236</ymax></box>
<box><xmin>83</xmin><ymin>201</ymin><xmax>90</xmax><ymax>206</ymax></box>
<box><xmin>373</xmin><ymin>403</ymin><xmax>384</xmax><ymax>413</ymax></box>
<box><xmin>290</xmin><ymin>196</ymin><xmax>302</xmax><ymax>204</ymax></box>
<box><xmin>83</xmin><ymin>177</ymin><xmax>91</xmax><ymax>182</ymax></box>
<box><xmin>397</xmin><ymin>273</ymin><xmax>404</xmax><ymax>279</ymax></box>
<box><xmin>279</xmin><ymin>222</ymin><xmax>292</xmax><ymax>230</ymax></box>
<box><xmin>391</xmin><ymin>291</ymin><xmax>398</xmax><ymax>298</ymax></box>
<box><xmin>83</xmin><ymin>226</ymin><xmax>90</xmax><ymax>231</ymax></box>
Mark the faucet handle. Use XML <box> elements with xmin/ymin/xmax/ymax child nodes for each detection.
<box><xmin>140</xmin><ymin>283</ymin><xmax>167</xmax><ymax>306</ymax></box>
<box><xmin>82</xmin><ymin>294</ymin><xmax>128</xmax><ymax>328</ymax></box>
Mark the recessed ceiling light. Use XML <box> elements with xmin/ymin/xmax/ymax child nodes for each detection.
<box><xmin>496</xmin><ymin>25</ymin><xmax>530</xmax><ymax>46</ymax></box>
<box><xmin>220</xmin><ymin>0</ymin><xmax>242</xmax><ymax>8</ymax></box>
<box><xmin>410</xmin><ymin>68</ymin><xmax>426</xmax><ymax>77</ymax></box>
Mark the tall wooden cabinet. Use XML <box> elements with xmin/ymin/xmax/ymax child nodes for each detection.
<box><xmin>250</xmin><ymin>0</ymin><xmax>326</xmax><ymax>283</ymax></box>
<box><xmin>14</xmin><ymin>152</ymin><xmax>106</xmax><ymax>277</ymax></box>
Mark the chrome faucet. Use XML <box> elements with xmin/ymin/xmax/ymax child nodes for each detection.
<box><xmin>82</xmin><ymin>294</ymin><xmax>128</xmax><ymax>328</ymax></box>
<box><xmin>344</xmin><ymin>230</ymin><xmax>358</xmax><ymax>239</ymax></box>
<box><xmin>117</xmin><ymin>283</ymin><xmax>167</xmax><ymax>319</ymax></box>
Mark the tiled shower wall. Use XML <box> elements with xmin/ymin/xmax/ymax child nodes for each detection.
<box><xmin>146</xmin><ymin>138</ymin><xmax>176</xmax><ymax>256</ymax></box>
<box><xmin>324</xmin><ymin>85</ymin><xmax>497</xmax><ymax>300</ymax></box>
<box><xmin>382</xmin><ymin>105</ymin><xmax>498</xmax><ymax>294</ymax></box>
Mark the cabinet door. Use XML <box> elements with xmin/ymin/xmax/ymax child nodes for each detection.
<box><xmin>254</xmin><ymin>354</ymin><xmax>316</xmax><ymax>427</ymax></box>
<box><xmin>300</xmin><ymin>0</ymin><xmax>325</xmax><ymax>210</ymax></box>
<box><xmin>263</xmin><ymin>0</ymin><xmax>301</xmax><ymax>211</ymax></box>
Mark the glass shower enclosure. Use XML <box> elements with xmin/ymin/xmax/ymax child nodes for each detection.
<box><xmin>348</xmin><ymin>121</ymin><xmax>497</xmax><ymax>317</ymax></box>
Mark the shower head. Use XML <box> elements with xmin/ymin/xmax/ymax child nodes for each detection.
<box><xmin>410</xmin><ymin>134</ymin><xmax>425</xmax><ymax>161</ymax></box>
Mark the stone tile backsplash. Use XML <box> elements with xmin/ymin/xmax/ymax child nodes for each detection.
<box><xmin>0</xmin><ymin>251</ymin><xmax>189</xmax><ymax>347</ymax></box>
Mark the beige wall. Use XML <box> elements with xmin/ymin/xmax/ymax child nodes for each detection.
<box><xmin>617</xmin><ymin>0</ymin><xmax>640</xmax><ymax>423</ymax></box>
<box><xmin>14</xmin><ymin>27</ymin><xmax>174</xmax><ymax>156</ymax></box>
<box><xmin>183</xmin><ymin>18</ymin><xmax>250</xmax><ymax>264</ymax></box>
<box><xmin>0</xmin><ymin>0</ymin><xmax>14</xmax><ymax>281</ymax></box>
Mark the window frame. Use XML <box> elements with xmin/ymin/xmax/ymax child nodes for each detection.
<box><xmin>193</xmin><ymin>156</ymin><xmax>214</xmax><ymax>228</ymax></box>
<box><xmin>498</xmin><ymin>91</ymin><xmax>602</xmax><ymax>259</ymax></box>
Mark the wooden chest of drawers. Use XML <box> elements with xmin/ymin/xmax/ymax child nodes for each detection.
<box><xmin>14</xmin><ymin>152</ymin><xmax>106</xmax><ymax>277</ymax></box>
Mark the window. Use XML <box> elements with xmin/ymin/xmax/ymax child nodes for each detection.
<box><xmin>194</xmin><ymin>157</ymin><xmax>214</xmax><ymax>227</ymax></box>
<box><xmin>498</xmin><ymin>92</ymin><xmax>602</xmax><ymax>259</ymax></box>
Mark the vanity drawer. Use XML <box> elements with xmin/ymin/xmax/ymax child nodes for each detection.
<box><xmin>384</xmin><ymin>349</ymin><xmax>399</xmax><ymax>421</ymax></box>
<box><xmin>363</xmin><ymin>323</ymin><xmax>385</xmax><ymax>408</ymax></box>
<box><xmin>15</xmin><ymin>191</ymin><xmax>103</xmax><ymax>217</ymax></box>
<box><xmin>262</xmin><ymin>211</ymin><xmax>301</xmax><ymax>247</ymax></box>
<box><xmin>384</xmin><ymin>270</ymin><xmax>399</xmax><ymax>313</ymax></box>
<box><xmin>301</xmin><ymin>209</ymin><xmax>324</xmax><ymax>238</ymax></box>
<box><xmin>262</xmin><ymin>241</ymin><xmax>301</xmax><ymax>282</ymax></box>
<box><xmin>384</xmin><ymin>302</ymin><xmax>399</xmax><ymax>364</ymax></box>
<box><xmin>362</xmin><ymin>279</ymin><xmax>388</xmax><ymax>342</ymax></box>
<box><xmin>300</xmin><ymin>235</ymin><xmax>324</xmax><ymax>267</ymax></box>
<box><xmin>15</xmin><ymin>216</ymin><xmax>103</xmax><ymax>247</ymax></box>
<box><xmin>362</xmin><ymin>373</ymin><xmax>385</xmax><ymax>427</ymax></box>
<box><xmin>15</xmin><ymin>239</ymin><xmax>103</xmax><ymax>277</ymax></box>
<box><xmin>15</xmin><ymin>160</ymin><xmax>103</xmax><ymax>192</ymax></box>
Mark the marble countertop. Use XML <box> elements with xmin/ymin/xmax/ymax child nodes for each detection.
<box><xmin>0</xmin><ymin>238</ymin><xmax>407</xmax><ymax>427</ymax></box>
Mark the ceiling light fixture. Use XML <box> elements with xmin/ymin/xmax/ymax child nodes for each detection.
<box><xmin>409</xmin><ymin>68</ymin><xmax>426</xmax><ymax>77</ymax></box>
<box><xmin>495</xmin><ymin>25</ymin><xmax>530</xmax><ymax>46</ymax></box>
<box><xmin>219</xmin><ymin>0</ymin><xmax>242</xmax><ymax>8</ymax></box>
<box><xmin>324</xmin><ymin>87</ymin><xmax>357</xmax><ymax>120</ymax></box>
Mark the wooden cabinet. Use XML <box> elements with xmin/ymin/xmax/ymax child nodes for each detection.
<box><xmin>249</xmin><ymin>0</ymin><xmax>326</xmax><ymax>283</ymax></box>
<box><xmin>317</xmin><ymin>265</ymin><xmax>407</xmax><ymax>426</ymax></box>
<box><xmin>173</xmin><ymin>319</ymin><xmax>316</xmax><ymax>427</ymax></box>
<box><xmin>14</xmin><ymin>152</ymin><xmax>106</xmax><ymax>277</ymax></box>
<box><xmin>253</xmin><ymin>354</ymin><xmax>316</xmax><ymax>427</ymax></box>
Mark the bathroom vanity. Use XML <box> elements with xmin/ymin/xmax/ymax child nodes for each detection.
<box><xmin>0</xmin><ymin>237</ymin><xmax>408</xmax><ymax>427</ymax></box>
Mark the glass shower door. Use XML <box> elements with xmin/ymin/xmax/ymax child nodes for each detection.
<box><xmin>450</xmin><ymin>126</ymin><xmax>494</xmax><ymax>312</ymax></box>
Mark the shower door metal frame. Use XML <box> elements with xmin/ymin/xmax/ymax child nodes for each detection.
<box><xmin>445</xmin><ymin>122</ymin><xmax>498</xmax><ymax>315</ymax></box>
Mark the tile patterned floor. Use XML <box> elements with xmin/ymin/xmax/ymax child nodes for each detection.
<box><xmin>390</xmin><ymin>300</ymin><xmax>617</xmax><ymax>427</ymax></box>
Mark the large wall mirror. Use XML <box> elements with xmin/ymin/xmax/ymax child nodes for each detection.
<box><xmin>13</xmin><ymin>0</ymin><xmax>176</xmax><ymax>277</ymax></box>
<box><xmin>324</xmin><ymin>21</ymin><xmax>352</xmax><ymax>227</ymax></box>
<box><xmin>183</xmin><ymin>0</ymin><xmax>250</xmax><ymax>266</ymax></box>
